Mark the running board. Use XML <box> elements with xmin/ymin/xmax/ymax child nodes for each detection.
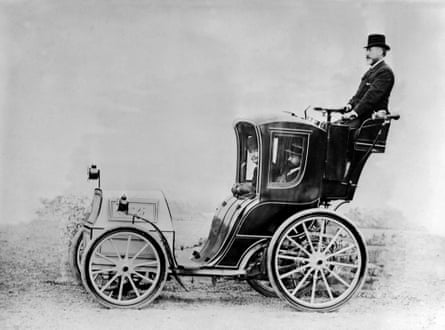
<box><xmin>172</xmin><ymin>267</ymin><xmax>247</xmax><ymax>277</ymax></box>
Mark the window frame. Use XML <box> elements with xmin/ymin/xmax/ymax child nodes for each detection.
<box><xmin>267</xmin><ymin>129</ymin><xmax>311</xmax><ymax>189</ymax></box>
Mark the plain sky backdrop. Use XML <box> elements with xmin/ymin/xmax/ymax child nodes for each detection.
<box><xmin>1</xmin><ymin>0</ymin><xmax>444</xmax><ymax>234</ymax></box>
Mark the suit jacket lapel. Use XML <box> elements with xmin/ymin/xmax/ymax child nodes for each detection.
<box><xmin>361</xmin><ymin>60</ymin><xmax>385</xmax><ymax>81</ymax></box>
<box><xmin>369</xmin><ymin>60</ymin><xmax>385</xmax><ymax>75</ymax></box>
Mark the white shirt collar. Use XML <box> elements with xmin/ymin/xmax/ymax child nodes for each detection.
<box><xmin>370</xmin><ymin>58</ymin><xmax>384</xmax><ymax>69</ymax></box>
<box><xmin>287</xmin><ymin>167</ymin><xmax>300</xmax><ymax>176</ymax></box>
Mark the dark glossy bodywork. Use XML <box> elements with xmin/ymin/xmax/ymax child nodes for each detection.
<box><xmin>193</xmin><ymin>114</ymin><xmax>394</xmax><ymax>269</ymax></box>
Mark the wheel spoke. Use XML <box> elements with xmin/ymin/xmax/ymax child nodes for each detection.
<box><xmin>132</xmin><ymin>271</ymin><xmax>154</xmax><ymax>283</ymax></box>
<box><xmin>310</xmin><ymin>269</ymin><xmax>318</xmax><ymax>304</ymax></box>
<box><xmin>109</xmin><ymin>238</ymin><xmax>123</xmax><ymax>260</ymax></box>
<box><xmin>326</xmin><ymin>261</ymin><xmax>359</xmax><ymax>268</ymax></box>
<box><xmin>100</xmin><ymin>273</ymin><xmax>120</xmax><ymax>293</ymax></box>
<box><xmin>278</xmin><ymin>253</ymin><xmax>309</xmax><ymax>262</ymax></box>
<box><xmin>325</xmin><ymin>267</ymin><xmax>352</xmax><ymax>289</ymax></box>
<box><xmin>118</xmin><ymin>275</ymin><xmax>125</xmax><ymax>301</ymax></box>
<box><xmin>291</xmin><ymin>268</ymin><xmax>314</xmax><ymax>296</ymax></box>
<box><xmin>278</xmin><ymin>249</ymin><xmax>305</xmax><ymax>256</ymax></box>
<box><xmin>320</xmin><ymin>270</ymin><xmax>334</xmax><ymax>300</ymax></box>
<box><xmin>133</xmin><ymin>260</ymin><xmax>159</xmax><ymax>268</ymax></box>
<box><xmin>94</xmin><ymin>252</ymin><xmax>118</xmax><ymax>266</ymax></box>
<box><xmin>128</xmin><ymin>275</ymin><xmax>141</xmax><ymax>297</ymax></box>
<box><xmin>322</xmin><ymin>228</ymin><xmax>342</xmax><ymax>254</ymax></box>
<box><xmin>286</xmin><ymin>236</ymin><xmax>311</xmax><ymax>257</ymax></box>
<box><xmin>279</xmin><ymin>264</ymin><xmax>310</xmax><ymax>280</ymax></box>
<box><xmin>318</xmin><ymin>219</ymin><xmax>325</xmax><ymax>252</ymax></box>
<box><xmin>125</xmin><ymin>235</ymin><xmax>132</xmax><ymax>260</ymax></box>
<box><xmin>302</xmin><ymin>222</ymin><xmax>315</xmax><ymax>253</ymax></box>
<box><xmin>132</xmin><ymin>243</ymin><xmax>149</xmax><ymax>261</ymax></box>
<box><xmin>326</xmin><ymin>244</ymin><xmax>356</xmax><ymax>258</ymax></box>
<box><xmin>92</xmin><ymin>268</ymin><xmax>117</xmax><ymax>275</ymax></box>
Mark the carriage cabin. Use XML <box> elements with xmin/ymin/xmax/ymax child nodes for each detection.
<box><xmin>234</xmin><ymin>114</ymin><xmax>393</xmax><ymax>205</ymax></box>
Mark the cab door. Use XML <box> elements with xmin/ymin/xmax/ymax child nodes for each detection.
<box><xmin>259</xmin><ymin>125</ymin><xmax>326</xmax><ymax>204</ymax></box>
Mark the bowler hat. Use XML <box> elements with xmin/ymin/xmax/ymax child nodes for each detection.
<box><xmin>285</xmin><ymin>143</ymin><xmax>303</xmax><ymax>156</ymax></box>
<box><xmin>364</xmin><ymin>34</ymin><xmax>390</xmax><ymax>50</ymax></box>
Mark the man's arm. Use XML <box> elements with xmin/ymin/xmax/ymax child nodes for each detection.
<box><xmin>352</xmin><ymin>69</ymin><xmax>394</xmax><ymax>118</ymax></box>
<box><xmin>347</xmin><ymin>92</ymin><xmax>360</xmax><ymax>110</ymax></box>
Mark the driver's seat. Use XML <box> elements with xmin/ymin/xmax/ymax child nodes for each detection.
<box><xmin>354</xmin><ymin>118</ymin><xmax>391</xmax><ymax>153</ymax></box>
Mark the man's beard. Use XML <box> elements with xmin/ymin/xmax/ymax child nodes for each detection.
<box><xmin>366</xmin><ymin>56</ymin><xmax>379</xmax><ymax>66</ymax></box>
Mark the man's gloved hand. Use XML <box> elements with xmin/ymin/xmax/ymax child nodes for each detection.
<box><xmin>342</xmin><ymin>111</ymin><xmax>358</xmax><ymax>121</ymax></box>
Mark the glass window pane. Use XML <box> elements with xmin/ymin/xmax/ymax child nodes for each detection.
<box><xmin>269</xmin><ymin>133</ymin><xmax>305</xmax><ymax>186</ymax></box>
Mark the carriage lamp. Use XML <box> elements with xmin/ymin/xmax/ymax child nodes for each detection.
<box><xmin>117</xmin><ymin>194</ymin><xmax>129</xmax><ymax>213</ymax></box>
<box><xmin>88</xmin><ymin>164</ymin><xmax>101</xmax><ymax>188</ymax></box>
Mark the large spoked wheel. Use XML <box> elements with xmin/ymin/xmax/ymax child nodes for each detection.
<box><xmin>81</xmin><ymin>227</ymin><xmax>168</xmax><ymax>309</ymax></box>
<box><xmin>69</xmin><ymin>230</ymin><xmax>86</xmax><ymax>284</ymax></box>
<box><xmin>267</xmin><ymin>212</ymin><xmax>367</xmax><ymax>312</ymax></box>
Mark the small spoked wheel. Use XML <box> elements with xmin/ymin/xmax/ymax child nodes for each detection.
<box><xmin>69</xmin><ymin>230</ymin><xmax>86</xmax><ymax>284</ymax></box>
<box><xmin>81</xmin><ymin>227</ymin><xmax>167</xmax><ymax>309</ymax></box>
<box><xmin>267</xmin><ymin>212</ymin><xmax>367</xmax><ymax>312</ymax></box>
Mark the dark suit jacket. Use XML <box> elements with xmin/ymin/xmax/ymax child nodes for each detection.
<box><xmin>348</xmin><ymin>61</ymin><xmax>395</xmax><ymax>122</ymax></box>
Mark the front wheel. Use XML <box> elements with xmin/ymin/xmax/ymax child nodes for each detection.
<box><xmin>267</xmin><ymin>212</ymin><xmax>367</xmax><ymax>312</ymax></box>
<box><xmin>81</xmin><ymin>227</ymin><xmax>168</xmax><ymax>309</ymax></box>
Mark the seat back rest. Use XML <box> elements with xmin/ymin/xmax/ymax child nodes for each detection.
<box><xmin>354</xmin><ymin>118</ymin><xmax>391</xmax><ymax>153</ymax></box>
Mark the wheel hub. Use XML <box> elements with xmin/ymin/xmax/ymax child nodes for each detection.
<box><xmin>115</xmin><ymin>260</ymin><xmax>133</xmax><ymax>274</ymax></box>
<box><xmin>309</xmin><ymin>252</ymin><xmax>326</xmax><ymax>269</ymax></box>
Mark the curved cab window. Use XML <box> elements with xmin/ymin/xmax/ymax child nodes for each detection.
<box><xmin>239</xmin><ymin>134</ymin><xmax>258</xmax><ymax>185</ymax></box>
<box><xmin>236</xmin><ymin>123</ymin><xmax>259</xmax><ymax>192</ymax></box>
<box><xmin>268</xmin><ymin>133</ymin><xmax>306</xmax><ymax>187</ymax></box>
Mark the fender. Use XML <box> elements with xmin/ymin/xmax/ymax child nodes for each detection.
<box><xmin>279</xmin><ymin>207</ymin><xmax>361</xmax><ymax>231</ymax></box>
<box><xmin>125</xmin><ymin>215</ymin><xmax>188</xmax><ymax>291</ymax></box>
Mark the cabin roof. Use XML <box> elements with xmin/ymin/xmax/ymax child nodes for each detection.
<box><xmin>232</xmin><ymin>113</ymin><xmax>321</xmax><ymax>129</ymax></box>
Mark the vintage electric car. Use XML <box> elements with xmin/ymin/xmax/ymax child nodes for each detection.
<box><xmin>72</xmin><ymin>107</ymin><xmax>399</xmax><ymax>311</ymax></box>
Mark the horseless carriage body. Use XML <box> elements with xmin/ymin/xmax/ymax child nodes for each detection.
<box><xmin>72</xmin><ymin>107</ymin><xmax>399</xmax><ymax>311</ymax></box>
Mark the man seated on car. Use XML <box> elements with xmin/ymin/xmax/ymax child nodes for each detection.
<box><xmin>341</xmin><ymin>33</ymin><xmax>395</xmax><ymax>129</ymax></box>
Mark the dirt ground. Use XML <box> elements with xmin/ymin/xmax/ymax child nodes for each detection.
<box><xmin>1</xmin><ymin>219</ymin><xmax>445</xmax><ymax>330</ymax></box>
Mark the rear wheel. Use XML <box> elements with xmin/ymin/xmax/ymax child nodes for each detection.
<box><xmin>247</xmin><ymin>278</ymin><xmax>277</xmax><ymax>298</ymax></box>
<box><xmin>267</xmin><ymin>212</ymin><xmax>367</xmax><ymax>312</ymax></box>
<box><xmin>81</xmin><ymin>227</ymin><xmax>167</xmax><ymax>309</ymax></box>
<box><xmin>246</xmin><ymin>248</ymin><xmax>277</xmax><ymax>298</ymax></box>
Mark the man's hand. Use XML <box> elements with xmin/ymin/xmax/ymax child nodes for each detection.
<box><xmin>231</xmin><ymin>183</ymin><xmax>240</xmax><ymax>196</ymax></box>
<box><xmin>342</xmin><ymin>111</ymin><xmax>358</xmax><ymax>121</ymax></box>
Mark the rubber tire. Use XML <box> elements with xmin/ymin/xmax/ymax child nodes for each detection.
<box><xmin>81</xmin><ymin>227</ymin><xmax>168</xmax><ymax>309</ymax></box>
<box><xmin>267</xmin><ymin>212</ymin><xmax>367</xmax><ymax>312</ymax></box>
<box><xmin>69</xmin><ymin>229</ymin><xmax>85</xmax><ymax>284</ymax></box>
<box><xmin>247</xmin><ymin>278</ymin><xmax>278</xmax><ymax>298</ymax></box>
